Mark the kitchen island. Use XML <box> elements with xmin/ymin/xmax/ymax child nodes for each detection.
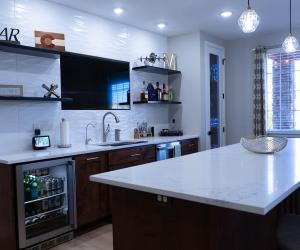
<box><xmin>91</xmin><ymin>138</ymin><xmax>300</xmax><ymax>250</ymax></box>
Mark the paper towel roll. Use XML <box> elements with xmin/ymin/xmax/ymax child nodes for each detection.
<box><xmin>60</xmin><ymin>118</ymin><xmax>70</xmax><ymax>146</ymax></box>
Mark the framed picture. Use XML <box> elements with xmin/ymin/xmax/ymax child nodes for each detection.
<box><xmin>35</xmin><ymin>31</ymin><xmax>65</xmax><ymax>52</ymax></box>
<box><xmin>0</xmin><ymin>84</ymin><xmax>23</xmax><ymax>97</ymax></box>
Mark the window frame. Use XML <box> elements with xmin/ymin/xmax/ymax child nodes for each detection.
<box><xmin>265</xmin><ymin>48</ymin><xmax>300</xmax><ymax>137</ymax></box>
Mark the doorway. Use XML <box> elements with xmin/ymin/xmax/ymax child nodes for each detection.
<box><xmin>205</xmin><ymin>42</ymin><xmax>226</xmax><ymax>149</ymax></box>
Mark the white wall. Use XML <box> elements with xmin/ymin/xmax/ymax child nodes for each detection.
<box><xmin>0</xmin><ymin>0</ymin><xmax>170</xmax><ymax>154</ymax></box>
<box><xmin>168</xmin><ymin>31</ymin><xmax>225</xmax><ymax>150</ymax></box>
<box><xmin>168</xmin><ymin>32</ymin><xmax>202</xmax><ymax>145</ymax></box>
<box><xmin>224</xmin><ymin>28</ymin><xmax>300</xmax><ymax>145</ymax></box>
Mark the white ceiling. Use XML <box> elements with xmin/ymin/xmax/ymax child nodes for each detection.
<box><xmin>48</xmin><ymin>0</ymin><xmax>300</xmax><ymax>40</ymax></box>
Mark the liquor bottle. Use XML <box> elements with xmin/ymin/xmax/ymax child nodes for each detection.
<box><xmin>147</xmin><ymin>83</ymin><xmax>156</xmax><ymax>101</ymax></box>
<box><xmin>140</xmin><ymin>90</ymin><xmax>145</xmax><ymax>102</ymax></box>
<box><xmin>155</xmin><ymin>82</ymin><xmax>162</xmax><ymax>101</ymax></box>
<box><xmin>162</xmin><ymin>84</ymin><xmax>168</xmax><ymax>101</ymax></box>
<box><xmin>140</xmin><ymin>81</ymin><xmax>147</xmax><ymax>102</ymax></box>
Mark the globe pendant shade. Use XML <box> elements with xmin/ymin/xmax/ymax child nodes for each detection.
<box><xmin>238</xmin><ymin>8</ymin><xmax>260</xmax><ymax>33</ymax></box>
<box><xmin>282</xmin><ymin>33</ymin><xmax>299</xmax><ymax>53</ymax></box>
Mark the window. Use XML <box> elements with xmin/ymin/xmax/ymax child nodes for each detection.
<box><xmin>266</xmin><ymin>49</ymin><xmax>300</xmax><ymax>134</ymax></box>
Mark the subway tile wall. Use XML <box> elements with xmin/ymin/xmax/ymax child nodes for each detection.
<box><xmin>0</xmin><ymin>0</ymin><xmax>170</xmax><ymax>153</ymax></box>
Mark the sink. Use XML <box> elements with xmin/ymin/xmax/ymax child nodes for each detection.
<box><xmin>92</xmin><ymin>140</ymin><xmax>148</xmax><ymax>147</ymax></box>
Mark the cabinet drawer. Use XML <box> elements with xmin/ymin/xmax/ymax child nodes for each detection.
<box><xmin>181</xmin><ymin>138</ymin><xmax>199</xmax><ymax>156</ymax></box>
<box><xmin>110</xmin><ymin>159</ymin><xmax>155</xmax><ymax>171</ymax></box>
<box><xmin>108</xmin><ymin>145</ymin><xmax>156</xmax><ymax>167</ymax></box>
<box><xmin>75</xmin><ymin>152</ymin><xmax>107</xmax><ymax>164</ymax></box>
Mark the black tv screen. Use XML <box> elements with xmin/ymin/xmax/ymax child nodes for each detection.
<box><xmin>61</xmin><ymin>52</ymin><xmax>130</xmax><ymax>110</ymax></box>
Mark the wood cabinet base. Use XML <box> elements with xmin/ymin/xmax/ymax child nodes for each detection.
<box><xmin>111</xmin><ymin>187</ymin><xmax>278</xmax><ymax>250</ymax></box>
<box><xmin>0</xmin><ymin>164</ymin><xmax>17</xmax><ymax>250</ymax></box>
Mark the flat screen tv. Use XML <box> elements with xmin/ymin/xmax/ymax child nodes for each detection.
<box><xmin>61</xmin><ymin>52</ymin><xmax>130</xmax><ymax>110</ymax></box>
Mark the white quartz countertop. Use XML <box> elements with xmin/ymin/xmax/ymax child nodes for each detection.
<box><xmin>91</xmin><ymin>138</ymin><xmax>300</xmax><ymax>215</ymax></box>
<box><xmin>0</xmin><ymin>135</ymin><xmax>198</xmax><ymax>164</ymax></box>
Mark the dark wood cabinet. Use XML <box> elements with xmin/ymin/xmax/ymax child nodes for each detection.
<box><xmin>0</xmin><ymin>164</ymin><xmax>17</xmax><ymax>250</ymax></box>
<box><xmin>107</xmin><ymin>145</ymin><xmax>156</xmax><ymax>212</ymax></box>
<box><xmin>181</xmin><ymin>138</ymin><xmax>199</xmax><ymax>155</ymax></box>
<box><xmin>74</xmin><ymin>145</ymin><xmax>156</xmax><ymax>229</ymax></box>
<box><xmin>75</xmin><ymin>152</ymin><xmax>110</xmax><ymax>229</ymax></box>
<box><xmin>111</xmin><ymin>187</ymin><xmax>278</xmax><ymax>250</ymax></box>
<box><xmin>108</xmin><ymin>145</ymin><xmax>156</xmax><ymax>170</ymax></box>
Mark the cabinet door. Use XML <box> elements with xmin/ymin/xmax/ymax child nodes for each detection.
<box><xmin>111</xmin><ymin>187</ymin><xmax>181</xmax><ymax>250</ymax></box>
<box><xmin>181</xmin><ymin>138</ymin><xmax>199</xmax><ymax>156</ymax></box>
<box><xmin>0</xmin><ymin>164</ymin><xmax>17</xmax><ymax>250</ymax></box>
<box><xmin>75</xmin><ymin>153</ymin><xmax>109</xmax><ymax>229</ymax></box>
<box><xmin>108</xmin><ymin>146</ymin><xmax>156</xmax><ymax>213</ymax></box>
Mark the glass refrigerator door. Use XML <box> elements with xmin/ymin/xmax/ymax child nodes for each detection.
<box><xmin>16</xmin><ymin>158</ymin><xmax>76</xmax><ymax>249</ymax></box>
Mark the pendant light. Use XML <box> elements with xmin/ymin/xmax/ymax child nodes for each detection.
<box><xmin>282</xmin><ymin>0</ymin><xmax>299</xmax><ymax>53</ymax></box>
<box><xmin>238</xmin><ymin>0</ymin><xmax>260</xmax><ymax>33</ymax></box>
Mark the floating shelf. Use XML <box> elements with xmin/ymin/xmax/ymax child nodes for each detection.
<box><xmin>0</xmin><ymin>41</ymin><xmax>61</xmax><ymax>59</ymax></box>
<box><xmin>133</xmin><ymin>101</ymin><xmax>181</xmax><ymax>105</ymax></box>
<box><xmin>132</xmin><ymin>66</ymin><xmax>181</xmax><ymax>75</ymax></box>
<box><xmin>0</xmin><ymin>96</ymin><xmax>73</xmax><ymax>103</ymax></box>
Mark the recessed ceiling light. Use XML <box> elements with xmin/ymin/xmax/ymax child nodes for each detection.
<box><xmin>157</xmin><ymin>23</ymin><xmax>166</xmax><ymax>29</ymax></box>
<box><xmin>220</xmin><ymin>11</ymin><xmax>232</xmax><ymax>18</ymax></box>
<box><xmin>113</xmin><ymin>8</ymin><xmax>124</xmax><ymax>15</ymax></box>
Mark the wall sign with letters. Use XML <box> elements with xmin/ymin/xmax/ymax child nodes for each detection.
<box><xmin>0</xmin><ymin>27</ymin><xmax>20</xmax><ymax>44</ymax></box>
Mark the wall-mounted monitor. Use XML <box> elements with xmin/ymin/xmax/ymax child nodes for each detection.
<box><xmin>61</xmin><ymin>52</ymin><xmax>130</xmax><ymax>110</ymax></box>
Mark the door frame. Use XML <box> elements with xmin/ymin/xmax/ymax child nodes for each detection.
<box><xmin>204</xmin><ymin>41</ymin><xmax>226</xmax><ymax>150</ymax></box>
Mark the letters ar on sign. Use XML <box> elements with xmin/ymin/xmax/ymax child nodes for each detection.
<box><xmin>0</xmin><ymin>27</ymin><xmax>20</xmax><ymax>44</ymax></box>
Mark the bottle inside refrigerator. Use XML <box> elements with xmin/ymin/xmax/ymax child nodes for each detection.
<box><xmin>16</xmin><ymin>158</ymin><xmax>76</xmax><ymax>249</ymax></box>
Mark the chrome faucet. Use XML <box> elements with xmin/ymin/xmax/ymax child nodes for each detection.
<box><xmin>85</xmin><ymin>122</ymin><xmax>96</xmax><ymax>145</ymax></box>
<box><xmin>102</xmin><ymin>112</ymin><xmax>120</xmax><ymax>142</ymax></box>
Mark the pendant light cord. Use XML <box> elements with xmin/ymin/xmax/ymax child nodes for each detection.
<box><xmin>290</xmin><ymin>0</ymin><xmax>292</xmax><ymax>34</ymax></box>
<box><xmin>248</xmin><ymin>0</ymin><xmax>250</xmax><ymax>8</ymax></box>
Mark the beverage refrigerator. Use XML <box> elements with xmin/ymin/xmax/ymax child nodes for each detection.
<box><xmin>16</xmin><ymin>158</ymin><xmax>77</xmax><ymax>249</ymax></box>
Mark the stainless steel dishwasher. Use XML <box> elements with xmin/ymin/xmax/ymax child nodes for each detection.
<box><xmin>156</xmin><ymin>141</ymin><xmax>181</xmax><ymax>161</ymax></box>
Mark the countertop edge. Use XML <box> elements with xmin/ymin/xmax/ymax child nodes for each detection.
<box><xmin>0</xmin><ymin>135</ymin><xmax>199</xmax><ymax>165</ymax></box>
<box><xmin>89</xmin><ymin>175</ymin><xmax>265</xmax><ymax>215</ymax></box>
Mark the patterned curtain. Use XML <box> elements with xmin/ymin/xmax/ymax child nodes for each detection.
<box><xmin>253</xmin><ymin>47</ymin><xmax>267</xmax><ymax>136</ymax></box>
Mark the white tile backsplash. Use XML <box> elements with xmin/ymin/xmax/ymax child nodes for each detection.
<box><xmin>0</xmin><ymin>0</ymin><xmax>171</xmax><ymax>154</ymax></box>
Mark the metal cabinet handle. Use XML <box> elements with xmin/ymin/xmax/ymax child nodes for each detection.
<box><xmin>189</xmin><ymin>144</ymin><xmax>195</xmax><ymax>147</ymax></box>
<box><xmin>86</xmin><ymin>157</ymin><xmax>100</xmax><ymax>161</ymax></box>
<box><xmin>130</xmin><ymin>153</ymin><xmax>142</xmax><ymax>157</ymax></box>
